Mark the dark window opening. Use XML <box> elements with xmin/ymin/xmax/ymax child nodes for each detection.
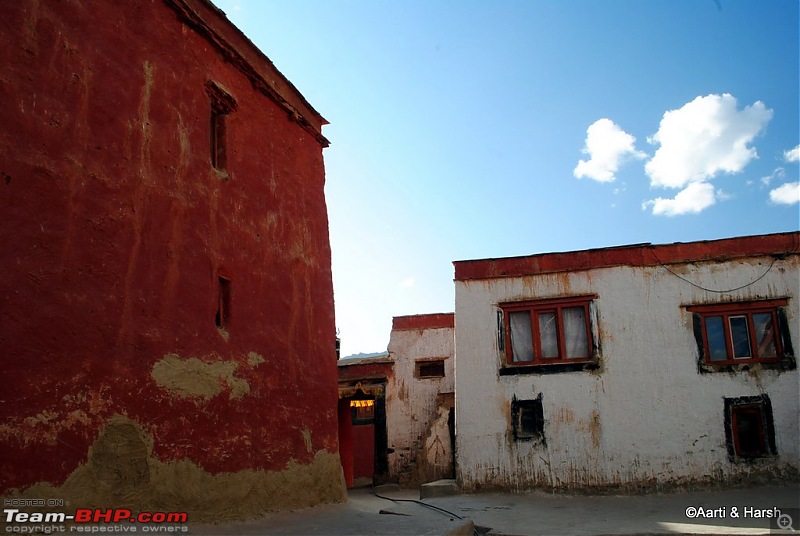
<box><xmin>416</xmin><ymin>359</ymin><xmax>446</xmax><ymax>379</ymax></box>
<box><xmin>205</xmin><ymin>81</ymin><xmax>237</xmax><ymax>177</ymax></box>
<box><xmin>733</xmin><ymin>407</ymin><xmax>765</xmax><ymax>456</ymax></box>
<box><xmin>724</xmin><ymin>395</ymin><xmax>776</xmax><ymax>461</ymax></box>
<box><xmin>511</xmin><ymin>394</ymin><xmax>545</xmax><ymax>444</ymax></box>
<box><xmin>210</xmin><ymin>111</ymin><xmax>227</xmax><ymax>171</ymax></box>
<box><xmin>215</xmin><ymin>276</ymin><xmax>231</xmax><ymax>329</ymax></box>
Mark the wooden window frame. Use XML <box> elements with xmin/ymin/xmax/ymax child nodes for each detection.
<box><xmin>723</xmin><ymin>395</ymin><xmax>776</xmax><ymax>461</ymax></box>
<box><xmin>205</xmin><ymin>81</ymin><xmax>237</xmax><ymax>178</ymax></box>
<box><xmin>731</xmin><ymin>405</ymin><xmax>766</xmax><ymax>457</ymax></box>
<box><xmin>499</xmin><ymin>295</ymin><xmax>597</xmax><ymax>367</ymax></box>
<box><xmin>415</xmin><ymin>358</ymin><xmax>446</xmax><ymax>379</ymax></box>
<box><xmin>688</xmin><ymin>299</ymin><xmax>788</xmax><ymax>366</ymax></box>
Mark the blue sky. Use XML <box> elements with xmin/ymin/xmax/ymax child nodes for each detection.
<box><xmin>211</xmin><ymin>0</ymin><xmax>800</xmax><ymax>357</ymax></box>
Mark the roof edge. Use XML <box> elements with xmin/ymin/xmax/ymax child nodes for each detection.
<box><xmin>392</xmin><ymin>313</ymin><xmax>455</xmax><ymax>331</ymax></box>
<box><xmin>164</xmin><ymin>0</ymin><xmax>330</xmax><ymax>147</ymax></box>
<box><xmin>454</xmin><ymin>231</ymin><xmax>800</xmax><ymax>281</ymax></box>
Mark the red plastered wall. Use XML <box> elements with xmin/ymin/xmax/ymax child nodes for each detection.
<box><xmin>0</xmin><ymin>0</ymin><xmax>338</xmax><ymax>491</ymax></box>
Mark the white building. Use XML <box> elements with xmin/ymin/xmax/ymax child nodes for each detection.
<box><xmin>453</xmin><ymin>232</ymin><xmax>799</xmax><ymax>491</ymax></box>
<box><xmin>337</xmin><ymin>313</ymin><xmax>455</xmax><ymax>486</ymax></box>
<box><xmin>386</xmin><ymin>313</ymin><xmax>456</xmax><ymax>485</ymax></box>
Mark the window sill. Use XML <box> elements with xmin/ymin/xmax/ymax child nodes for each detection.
<box><xmin>514</xmin><ymin>434</ymin><xmax>545</xmax><ymax>444</ymax></box>
<box><xmin>499</xmin><ymin>360</ymin><xmax>599</xmax><ymax>376</ymax></box>
<box><xmin>728</xmin><ymin>453</ymin><xmax>778</xmax><ymax>465</ymax></box>
<box><xmin>699</xmin><ymin>356</ymin><xmax>796</xmax><ymax>374</ymax></box>
<box><xmin>213</xmin><ymin>167</ymin><xmax>230</xmax><ymax>181</ymax></box>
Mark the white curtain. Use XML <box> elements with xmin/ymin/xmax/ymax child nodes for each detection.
<box><xmin>562</xmin><ymin>307</ymin><xmax>589</xmax><ymax>358</ymax></box>
<box><xmin>537</xmin><ymin>312</ymin><xmax>558</xmax><ymax>358</ymax></box>
<box><xmin>509</xmin><ymin>311</ymin><xmax>534</xmax><ymax>362</ymax></box>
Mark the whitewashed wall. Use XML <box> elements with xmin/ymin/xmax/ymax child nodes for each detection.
<box><xmin>455</xmin><ymin>255</ymin><xmax>799</xmax><ymax>491</ymax></box>
<box><xmin>386</xmin><ymin>322</ymin><xmax>455</xmax><ymax>484</ymax></box>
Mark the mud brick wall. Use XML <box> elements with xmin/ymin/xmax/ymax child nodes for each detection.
<box><xmin>0</xmin><ymin>0</ymin><xmax>344</xmax><ymax>519</ymax></box>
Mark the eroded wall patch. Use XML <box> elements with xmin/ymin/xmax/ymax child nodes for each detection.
<box><xmin>10</xmin><ymin>416</ymin><xmax>346</xmax><ymax>522</ymax></box>
<box><xmin>151</xmin><ymin>353</ymin><xmax>250</xmax><ymax>400</ymax></box>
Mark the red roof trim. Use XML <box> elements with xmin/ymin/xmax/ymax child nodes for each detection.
<box><xmin>392</xmin><ymin>313</ymin><xmax>455</xmax><ymax>331</ymax></box>
<box><xmin>453</xmin><ymin>232</ymin><xmax>800</xmax><ymax>282</ymax></box>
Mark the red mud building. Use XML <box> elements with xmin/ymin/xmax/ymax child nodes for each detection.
<box><xmin>0</xmin><ymin>0</ymin><xmax>344</xmax><ymax>520</ymax></box>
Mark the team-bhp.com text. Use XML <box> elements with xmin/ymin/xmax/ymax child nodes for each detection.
<box><xmin>4</xmin><ymin>509</ymin><xmax>188</xmax><ymax>534</ymax></box>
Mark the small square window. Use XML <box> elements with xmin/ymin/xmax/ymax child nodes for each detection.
<box><xmin>416</xmin><ymin>359</ymin><xmax>446</xmax><ymax>379</ymax></box>
<box><xmin>511</xmin><ymin>395</ymin><xmax>545</xmax><ymax>444</ymax></box>
<box><xmin>724</xmin><ymin>395</ymin><xmax>776</xmax><ymax>461</ymax></box>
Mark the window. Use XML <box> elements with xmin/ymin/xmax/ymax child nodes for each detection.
<box><xmin>210</xmin><ymin>110</ymin><xmax>227</xmax><ymax>171</ymax></box>
<box><xmin>511</xmin><ymin>395</ymin><xmax>545</xmax><ymax>444</ymax></box>
<box><xmin>205</xmin><ymin>81</ymin><xmax>237</xmax><ymax>177</ymax></box>
<box><xmin>350</xmin><ymin>399</ymin><xmax>375</xmax><ymax>425</ymax></box>
<box><xmin>499</xmin><ymin>295</ymin><xmax>597</xmax><ymax>367</ymax></box>
<box><xmin>724</xmin><ymin>395</ymin><xmax>776</xmax><ymax>461</ymax></box>
<box><xmin>688</xmin><ymin>299</ymin><xmax>793</xmax><ymax>367</ymax></box>
<box><xmin>215</xmin><ymin>276</ymin><xmax>231</xmax><ymax>329</ymax></box>
<box><xmin>415</xmin><ymin>359</ymin><xmax>446</xmax><ymax>379</ymax></box>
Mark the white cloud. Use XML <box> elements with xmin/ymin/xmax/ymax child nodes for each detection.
<box><xmin>400</xmin><ymin>277</ymin><xmax>416</xmax><ymax>288</ymax></box>
<box><xmin>645</xmin><ymin>94</ymin><xmax>772</xmax><ymax>189</ymax></box>
<box><xmin>574</xmin><ymin>119</ymin><xmax>646</xmax><ymax>182</ymax></box>
<box><xmin>643</xmin><ymin>182</ymin><xmax>717</xmax><ymax>217</ymax></box>
<box><xmin>769</xmin><ymin>182</ymin><xmax>800</xmax><ymax>205</ymax></box>
<box><xmin>716</xmin><ymin>188</ymin><xmax>733</xmax><ymax>202</ymax></box>
<box><xmin>760</xmin><ymin>167</ymin><xmax>785</xmax><ymax>186</ymax></box>
<box><xmin>785</xmin><ymin>145</ymin><xmax>800</xmax><ymax>163</ymax></box>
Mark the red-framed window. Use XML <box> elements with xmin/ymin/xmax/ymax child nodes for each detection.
<box><xmin>499</xmin><ymin>296</ymin><xmax>596</xmax><ymax>366</ymax></box>
<box><xmin>724</xmin><ymin>395</ymin><xmax>776</xmax><ymax>460</ymax></box>
<box><xmin>688</xmin><ymin>300</ymin><xmax>787</xmax><ymax>365</ymax></box>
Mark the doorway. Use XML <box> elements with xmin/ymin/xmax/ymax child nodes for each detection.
<box><xmin>337</xmin><ymin>383</ymin><xmax>387</xmax><ymax>488</ymax></box>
